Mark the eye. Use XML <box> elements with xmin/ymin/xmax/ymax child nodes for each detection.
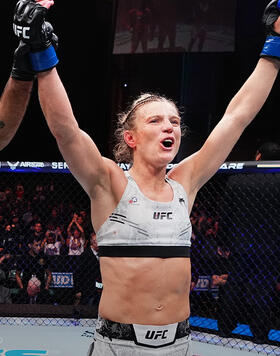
<box><xmin>170</xmin><ymin>118</ymin><xmax>180</xmax><ymax>126</ymax></box>
<box><xmin>149</xmin><ymin>117</ymin><xmax>159</xmax><ymax>123</ymax></box>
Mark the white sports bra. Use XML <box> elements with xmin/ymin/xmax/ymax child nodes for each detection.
<box><xmin>97</xmin><ymin>172</ymin><xmax>192</xmax><ymax>258</ymax></box>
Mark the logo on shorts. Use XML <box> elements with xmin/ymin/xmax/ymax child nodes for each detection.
<box><xmin>145</xmin><ymin>330</ymin><xmax>168</xmax><ymax>340</ymax></box>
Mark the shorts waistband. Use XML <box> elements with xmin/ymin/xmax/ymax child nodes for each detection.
<box><xmin>96</xmin><ymin>316</ymin><xmax>190</xmax><ymax>347</ymax></box>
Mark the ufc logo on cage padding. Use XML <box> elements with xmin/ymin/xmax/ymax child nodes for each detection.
<box><xmin>133</xmin><ymin>323</ymin><xmax>178</xmax><ymax>347</ymax></box>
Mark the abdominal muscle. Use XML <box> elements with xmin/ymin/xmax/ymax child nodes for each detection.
<box><xmin>98</xmin><ymin>256</ymin><xmax>191</xmax><ymax>325</ymax></box>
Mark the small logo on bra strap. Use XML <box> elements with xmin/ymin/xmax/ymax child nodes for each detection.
<box><xmin>129</xmin><ymin>196</ymin><xmax>138</xmax><ymax>204</ymax></box>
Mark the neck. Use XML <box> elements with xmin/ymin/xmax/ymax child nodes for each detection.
<box><xmin>129</xmin><ymin>161</ymin><xmax>167</xmax><ymax>184</ymax></box>
<box><xmin>129</xmin><ymin>162</ymin><xmax>175</xmax><ymax>202</ymax></box>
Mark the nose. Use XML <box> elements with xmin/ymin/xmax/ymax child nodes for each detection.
<box><xmin>162</xmin><ymin>119</ymin><xmax>173</xmax><ymax>133</ymax></box>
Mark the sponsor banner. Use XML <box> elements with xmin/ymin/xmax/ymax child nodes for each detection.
<box><xmin>193</xmin><ymin>276</ymin><xmax>219</xmax><ymax>293</ymax></box>
<box><xmin>218</xmin><ymin>161</ymin><xmax>280</xmax><ymax>173</ymax></box>
<box><xmin>50</xmin><ymin>272</ymin><xmax>73</xmax><ymax>288</ymax></box>
<box><xmin>0</xmin><ymin>161</ymin><xmax>280</xmax><ymax>174</ymax></box>
<box><xmin>0</xmin><ymin>162</ymin><xmax>70</xmax><ymax>173</ymax></box>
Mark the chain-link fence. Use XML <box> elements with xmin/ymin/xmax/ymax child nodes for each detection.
<box><xmin>190</xmin><ymin>162</ymin><xmax>280</xmax><ymax>351</ymax></box>
<box><xmin>0</xmin><ymin>162</ymin><xmax>99</xmax><ymax>325</ymax></box>
<box><xmin>0</xmin><ymin>161</ymin><xmax>280</xmax><ymax>352</ymax></box>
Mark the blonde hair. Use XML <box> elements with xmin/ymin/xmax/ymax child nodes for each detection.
<box><xmin>113</xmin><ymin>93</ymin><xmax>185</xmax><ymax>164</ymax></box>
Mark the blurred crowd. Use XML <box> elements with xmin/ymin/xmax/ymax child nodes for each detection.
<box><xmin>0</xmin><ymin>180</ymin><xmax>93</xmax><ymax>256</ymax></box>
<box><xmin>0</xmin><ymin>177</ymin><xmax>101</xmax><ymax>307</ymax></box>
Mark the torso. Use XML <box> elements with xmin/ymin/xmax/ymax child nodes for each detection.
<box><xmin>91</xmin><ymin>167</ymin><xmax>192</xmax><ymax>325</ymax></box>
<box><xmin>99</xmin><ymin>256</ymin><xmax>191</xmax><ymax>324</ymax></box>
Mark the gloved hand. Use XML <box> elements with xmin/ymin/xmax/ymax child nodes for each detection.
<box><xmin>261</xmin><ymin>0</ymin><xmax>280</xmax><ymax>59</ymax></box>
<box><xmin>11</xmin><ymin>40</ymin><xmax>36</xmax><ymax>81</ymax></box>
<box><xmin>13</xmin><ymin>0</ymin><xmax>59</xmax><ymax>72</ymax></box>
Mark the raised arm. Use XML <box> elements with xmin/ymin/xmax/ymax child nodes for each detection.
<box><xmin>37</xmin><ymin>68</ymin><xmax>112</xmax><ymax>196</ymax></box>
<box><xmin>170</xmin><ymin>2</ymin><xmax>280</xmax><ymax>202</ymax></box>
<box><xmin>0</xmin><ymin>0</ymin><xmax>43</xmax><ymax>151</ymax></box>
<box><xmin>0</xmin><ymin>0</ymin><xmax>61</xmax><ymax>152</ymax></box>
<box><xmin>0</xmin><ymin>79</ymin><xmax>33</xmax><ymax>151</ymax></box>
<box><xmin>12</xmin><ymin>0</ymin><xmax>117</xmax><ymax>197</ymax></box>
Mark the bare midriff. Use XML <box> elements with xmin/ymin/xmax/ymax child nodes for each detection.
<box><xmin>98</xmin><ymin>256</ymin><xmax>191</xmax><ymax>325</ymax></box>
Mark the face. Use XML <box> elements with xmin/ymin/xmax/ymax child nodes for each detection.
<box><xmin>47</xmin><ymin>234</ymin><xmax>55</xmax><ymax>244</ymax></box>
<box><xmin>80</xmin><ymin>210</ymin><xmax>86</xmax><ymax>218</ymax></box>
<box><xmin>125</xmin><ymin>101</ymin><xmax>181</xmax><ymax>167</ymax></box>
<box><xmin>73</xmin><ymin>229</ymin><xmax>80</xmax><ymax>238</ymax></box>
<box><xmin>30</xmin><ymin>240</ymin><xmax>42</xmax><ymax>254</ymax></box>
<box><xmin>34</xmin><ymin>223</ymin><xmax>42</xmax><ymax>233</ymax></box>
<box><xmin>76</xmin><ymin>216</ymin><xmax>83</xmax><ymax>224</ymax></box>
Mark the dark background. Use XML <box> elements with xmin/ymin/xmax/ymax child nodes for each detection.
<box><xmin>0</xmin><ymin>0</ymin><xmax>279</xmax><ymax>162</ymax></box>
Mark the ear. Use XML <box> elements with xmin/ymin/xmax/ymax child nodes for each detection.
<box><xmin>124</xmin><ymin>130</ymin><xmax>136</xmax><ymax>148</ymax></box>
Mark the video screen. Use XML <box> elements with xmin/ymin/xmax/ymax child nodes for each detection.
<box><xmin>113</xmin><ymin>0</ymin><xmax>237</xmax><ymax>54</ymax></box>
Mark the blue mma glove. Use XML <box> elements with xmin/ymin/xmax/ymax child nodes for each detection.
<box><xmin>261</xmin><ymin>0</ymin><xmax>280</xmax><ymax>59</ymax></box>
<box><xmin>13</xmin><ymin>0</ymin><xmax>58</xmax><ymax>72</ymax></box>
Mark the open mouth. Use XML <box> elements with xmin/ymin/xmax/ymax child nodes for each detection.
<box><xmin>161</xmin><ymin>138</ymin><xmax>174</xmax><ymax>149</ymax></box>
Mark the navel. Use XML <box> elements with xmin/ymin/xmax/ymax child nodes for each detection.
<box><xmin>155</xmin><ymin>304</ymin><xmax>164</xmax><ymax>311</ymax></box>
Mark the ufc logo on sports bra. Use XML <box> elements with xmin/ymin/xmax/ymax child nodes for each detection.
<box><xmin>145</xmin><ymin>330</ymin><xmax>168</xmax><ymax>340</ymax></box>
<box><xmin>13</xmin><ymin>24</ymin><xmax>30</xmax><ymax>39</ymax></box>
<box><xmin>153</xmin><ymin>212</ymin><xmax>173</xmax><ymax>220</ymax></box>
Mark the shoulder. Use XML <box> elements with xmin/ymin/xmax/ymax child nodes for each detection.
<box><xmin>167</xmin><ymin>157</ymin><xmax>195</xmax><ymax>192</ymax></box>
<box><xmin>166</xmin><ymin>175</ymin><xmax>187</xmax><ymax>195</ymax></box>
<box><xmin>94</xmin><ymin>158</ymin><xmax>127</xmax><ymax>189</ymax></box>
<box><xmin>93</xmin><ymin>158</ymin><xmax>128</xmax><ymax>200</ymax></box>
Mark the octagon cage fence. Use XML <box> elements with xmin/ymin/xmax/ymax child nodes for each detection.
<box><xmin>0</xmin><ymin>160</ymin><xmax>280</xmax><ymax>354</ymax></box>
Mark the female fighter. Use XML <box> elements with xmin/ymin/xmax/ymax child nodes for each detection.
<box><xmin>12</xmin><ymin>0</ymin><xmax>280</xmax><ymax>354</ymax></box>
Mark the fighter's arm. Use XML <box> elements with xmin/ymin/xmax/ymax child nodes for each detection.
<box><xmin>13</xmin><ymin>0</ymin><xmax>122</xmax><ymax>197</ymax></box>
<box><xmin>0</xmin><ymin>0</ymin><xmax>44</xmax><ymax>151</ymax></box>
<box><xmin>170</xmin><ymin>6</ymin><xmax>280</xmax><ymax>200</ymax></box>
<box><xmin>171</xmin><ymin>57</ymin><xmax>279</xmax><ymax>192</ymax></box>
<box><xmin>0</xmin><ymin>78</ymin><xmax>33</xmax><ymax>151</ymax></box>
<box><xmin>0</xmin><ymin>0</ymin><xmax>59</xmax><ymax>152</ymax></box>
<box><xmin>37</xmin><ymin>68</ymin><xmax>119</xmax><ymax>197</ymax></box>
<box><xmin>12</xmin><ymin>0</ymin><xmax>114</xmax><ymax>197</ymax></box>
